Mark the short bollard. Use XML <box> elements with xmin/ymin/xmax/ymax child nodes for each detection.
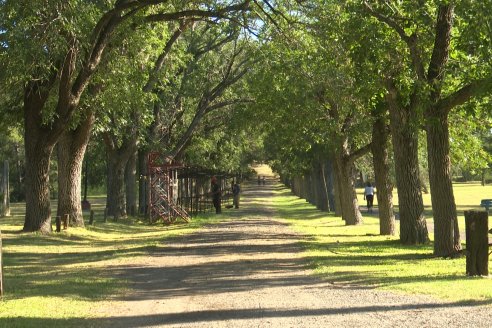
<box><xmin>464</xmin><ymin>210</ymin><xmax>489</xmax><ymax>276</ymax></box>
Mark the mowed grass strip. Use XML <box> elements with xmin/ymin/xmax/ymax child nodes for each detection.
<box><xmin>273</xmin><ymin>183</ymin><xmax>492</xmax><ymax>303</ymax></box>
<box><xmin>0</xmin><ymin>196</ymin><xmax>221</xmax><ymax>328</ymax></box>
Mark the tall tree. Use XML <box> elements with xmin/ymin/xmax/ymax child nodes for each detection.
<box><xmin>56</xmin><ymin>111</ymin><xmax>95</xmax><ymax>226</ymax></box>
<box><xmin>0</xmin><ymin>0</ymin><xmax>251</xmax><ymax>232</ymax></box>
<box><xmin>371</xmin><ymin>103</ymin><xmax>395</xmax><ymax>235</ymax></box>
<box><xmin>364</xmin><ymin>1</ymin><xmax>492</xmax><ymax>255</ymax></box>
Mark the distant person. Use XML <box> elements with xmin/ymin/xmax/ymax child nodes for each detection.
<box><xmin>262</xmin><ymin>176</ymin><xmax>266</xmax><ymax>185</ymax></box>
<box><xmin>232</xmin><ymin>181</ymin><xmax>241</xmax><ymax>209</ymax></box>
<box><xmin>211</xmin><ymin>176</ymin><xmax>221</xmax><ymax>214</ymax></box>
<box><xmin>258</xmin><ymin>175</ymin><xmax>261</xmax><ymax>186</ymax></box>
<box><xmin>364</xmin><ymin>181</ymin><xmax>375</xmax><ymax>213</ymax></box>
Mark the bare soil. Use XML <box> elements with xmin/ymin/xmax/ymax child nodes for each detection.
<box><xmin>97</xmin><ymin>177</ymin><xmax>492</xmax><ymax>328</ymax></box>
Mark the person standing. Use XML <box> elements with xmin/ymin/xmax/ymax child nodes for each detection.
<box><xmin>232</xmin><ymin>181</ymin><xmax>241</xmax><ymax>209</ymax></box>
<box><xmin>364</xmin><ymin>181</ymin><xmax>375</xmax><ymax>213</ymax></box>
<box><xmin>211</xmin><ymin>176</ymin><xmax>221</xmax><ymax>214</ymax></box>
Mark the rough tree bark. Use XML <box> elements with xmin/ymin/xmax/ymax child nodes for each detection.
<box><xmin>426</xmin><ymin>111</ymin><xmax>461</xmax><ymax>255</ymax></box>
<box><xmin>0</xmin><ymin>228</ymin><xmax>3</xmax><ymax>297</ymax></box>
<box><xmin>332</xmin><ymin>160</ymin><xmax>342</xmax><ymax>217</ymax></box>
<box><xmin>317</xmin><ymin>162</ymin><xmax>329</xmax><ymax>211</ymax></box>
<box><xmin>333</xmin><ymin>138</ymin><xmax>364</xmax><ymax>225</ymax></box>
<box><xmin>104</xmin><ymin>133</ymin><xmax>138</xmax><ymax>217</ymax></box>
<box><xmin>23</xmin><ymin>83</ymin><xmax>57</xmax><ymax>233</ymax></box>
<box><xmin>371</xmin><ymin>110</ymin><xmax>395</xmax><ymax>236</ymax></box>
<box><xmin>1</xmin><ymin>161</ymin><xmax>10</xmax><ymax>217</ymax></box>
<box><xmin>56</xmin><ymin>112</ymin><xmax>94</xmax><ymax>227</ymax></box>
<box><xmin>425</xmin><ymin>5</ymin><xmax>461</xmax><ymax>256</ymax></box>
<box><xmin>386</xmin><ymin>82</ymin><xmax>429</xmax><ymax>244</ymax></box>
<box><xmin>324</xmin><ymin>160</ymin><xmax>336</xmax><ymax>213</ymax></box>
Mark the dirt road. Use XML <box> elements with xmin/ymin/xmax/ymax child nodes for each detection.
<box><xmin>98</xmin><ymin>177</ymin><xmax>492</xmax><ymax>327</ymax></box>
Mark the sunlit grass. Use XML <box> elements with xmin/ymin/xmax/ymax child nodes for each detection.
<box><xmin>356</xmin><ymin>182</ymin><xmax>492</xmax><ymax>235</ymax></box>
<box><xmin>274</xmin><ymin>183</ymin><xmax>492</xmax><ymax>303</ymax></box>
<box><xmin>0</xmin><ymin>196</ymin><xmax>223</xmax><ymax>327</ymax></box>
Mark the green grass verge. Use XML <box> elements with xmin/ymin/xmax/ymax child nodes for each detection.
<box><xmin>0</xmin><ymin>197</ymin><xmax>223</xmax><ymax>328</ymax></box>
<box><xmin>273</xmin><ymin>183</ymin><xmax>492</xmax><ymax>303</ymax></box>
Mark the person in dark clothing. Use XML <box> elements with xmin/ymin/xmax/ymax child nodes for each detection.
<box><xmin>211</xmin><ymin>176</ymin><xmax>221</xmax><ymax>214</ymax></box>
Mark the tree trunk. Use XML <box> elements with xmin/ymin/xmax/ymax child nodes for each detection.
<box><xmin>325</xmin><ymin>160</ymin><xmax>336</xmax><ymax>212</ymax></box>
<box><xmin>319</xmin><ymin>162</ymin><xmax>329</xmax><ymax>211</ymax></box>
<box><xmin>23</xmin><ymin>132</ymin><xmax>54</xmax><ymax>233</ymax></box>
<box><xmin>388</xmin><ymin>103</ymin><xmax>428</xmax><ymax>244</ymax></box>
<box><xmin>1</xmin><ymin>161</ymin><xmax>10</xmax><ymax>217</ymax></box>
<box><xmin>106</xmin><ymin>153</ymin><xmax>127</xmax><ymax>218</ymax></box>
<box><xmin>334</xmin><ymin>146</ymin><xmax>363</xmax><ymax>225</ymax></box>
<box><xmin>372</xmin><ymin>113</ymin><xmax>395</xmax><ymax>236</ymax></box>
<box><xmin>310</xmin><ymin>170</ymin><xmax>317</xmax><ymax>207</ymax></box>
<box><xmin>104</xmin><ymin>134</ymin><xmax>138</xmax><ymax>217</ymax></box>
<box><xmin>23</xmin><ymin>85</ymin><xmax>59</xmax><ymax>233</ymax></box>
<box><xmin>56</xmin><ymin>113</ymin><xmax>94</xmax><ymax>227</ymax></box>
<box><xmin>294</xmin><ymin>176</ymin><xmax>300</xmax><ymax>197</ymax></box>
<box><xmin>0</xmin><ymin>228</ymin><xmax>3</xmax><ymax>297</ymax></box>
<box><xmin>125</xmin><ymin>150</ymin><xmax>137</xmax><ymax>216</ymax></box>
<box><xmin>332</xmin><ymin>159</ymin><xmax>342</xmax><ymax>217</ymax></box>
<box><xmin>308</xmin><ymin>172</ymin><xmax>315</xmax><ymax>205</ymax></box>
<box><xmin>426</xmin><ymin>111</ymin><xmax>461</xmax><ymax>256</ymax></box>
<box><xmin>301</xmin><ymin>176</ymin><xmax>307</xmax><ymax>200</ymax></box>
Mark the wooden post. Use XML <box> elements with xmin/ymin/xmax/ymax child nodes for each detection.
<box><xmin>465</xmin><ymin>210</ymin><xmax>489</xmax><ymax>276</ymax></box>
<box><xmin>1</xmin><ymin>228</ymin><xmax>3</xmax><ymax>297</ymax></box>
<box><xmin>89</xmin><ymin>210</ymin><xmax>95</xmax><ymax>225</ymax></box>
<box><xmin>103</xmin><ymin>208</ymin><xmax>108</xmax><ymax>223</ymax></box>
<box><xmin>56</xmin><ymin>216</ymin><xmax>61</xmax><ymax>233</ymax></box>
<box><xmin>63</xmin><ymin>214</ymin><xmax>69</xmax><ymax>230</ymax></box>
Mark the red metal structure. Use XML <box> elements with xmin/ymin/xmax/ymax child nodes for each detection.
<box><xmin>147</xmin><ymin>151</ymin><xmax>190</xmax><ymax>224</ymax></box>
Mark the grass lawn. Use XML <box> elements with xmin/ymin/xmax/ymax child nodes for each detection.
<box><xmin>0</xmin><ymin>196</ymin><xmax>221</xmax><ymax>328</ymax></box>
<box><xmin>274</xmin><ymin>182</ymin><xmax>492</xmax><ymax>303</ymax></box>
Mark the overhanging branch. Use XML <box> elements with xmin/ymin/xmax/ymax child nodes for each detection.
<box><xmin>363</xmin><ymin>1</ymin><xmax>426</xmax><ymax>80</ymax></box>
<box><xmin>438</xmin><ymin>77</ymin><xmax>492</xmax><ymax>114</ymax></box>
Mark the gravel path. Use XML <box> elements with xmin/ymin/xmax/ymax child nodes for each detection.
<box><xmin>98</xmin><ymin>178</ymin><xmax>492</xmax><ymax>328</ymax></box>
